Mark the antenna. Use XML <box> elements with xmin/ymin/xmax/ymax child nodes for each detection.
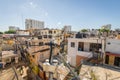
<box><xmin>21</xmin><ymin>14</ymin><xmax>24</xmax><ymax>30</ymax></box>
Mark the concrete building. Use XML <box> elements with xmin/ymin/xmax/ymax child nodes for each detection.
<box><xmin>16</xmin><ymin>30</ymin><xmax>30</xmax><ymax>35</ymax></box>
<box><xmin>25</xmin><ymin>19</ymin><xmax>44</xmax><ymax>30</ymax></box>
<box><xmin>26</xmin><ymin>38</ymin><xmax>60</xmax><ymax>76</ymax></box>
<box><xmin>63</xmin><ymin>25</ymin><xmax>71</xmax><ymax>33</ymax></box>
<box><xmin>30</xmin><ymin>28</ymin><xmax>63</xmax><ymax>45</ymax></box>
<box><xmin>116</xmin><ymin>33</ymin><xmax>120</xmax><ymax>39</ymax></box>
<box><xmin>67</xmin><ymin>38</ymin><xmax>105</xmax><ymax>66</ymax></box>
<box><xmin>1</xmin><ymin>51</ymin><xmax>19</xmax><ymax>68</ymax></box>
<box><xmin>105</xmin><ymin>39</ymin><xmax>120</xmax><ymax>67</ymax></box>
<box><xmin>9</xmin><ymin>26</ymin><xmax>19</xmax><ymax>31</ymax></box>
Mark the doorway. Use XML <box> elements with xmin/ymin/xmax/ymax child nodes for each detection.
<box><xmin>114</xmin><ymin>57</ymin><xmax>120</xmax><ymax>67</ymax></box>
<box><xmin>105</xmin><ymin>55</ymin><xmax>109</xmax><ymax>64</ymax></box>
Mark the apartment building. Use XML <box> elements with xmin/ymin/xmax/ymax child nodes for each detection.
<box><xmin>105</xmin><ymin>39</ymin><xmax>120</xmax><ymax>67</ymax></box>
<box><xmin>1</xmin><ymin>51</ymin><xmax>19</xmax><ymax>68</ymax></box>
<box><xmin>31</xmin><ymin>28</ymin><xmax>63</xmax><ymax>45</ymax></box>
<box><xmin>9</xmin><ymin>26</ymin><xmax>19</xmax><ymax>31</ymax></box>
<box><xmin>26</xmin><ymin>37</ymin><xmax>60</xmax><ymax>75</ymax></box>
<box><xmin>67</xmin><ymin>37</ymin><xmax>105</xmax><ymax>66</ymax></box>
<box><xmin>25</xmin><ymin>19</ymin><xmax>44</xmax><ymax>30</ymax></box>
<box><xmin>16</xmin><ymin>30</ymin><xmax>30</xmax><ymax>35</ymax></box>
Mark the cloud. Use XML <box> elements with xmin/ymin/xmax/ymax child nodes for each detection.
<box><xmin>19</xmin><ymin>1</ymin><xmax>49</xmax><ymax>18</ymax></box>
<box><xmin>21</xmin><ymin>1</ymin><xmax>37</xmax><ymax>9</ymax></box>
<box><xmin>57</xmin><ymin>22</ymin><xmax>62</xmax><ymax>25</ymax></box>
<box><xmin>29</xmin><ymin>2</ymin><xmax>37</xmax><ymax>8</ymax></box>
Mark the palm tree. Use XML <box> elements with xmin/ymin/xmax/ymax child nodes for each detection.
<box><xmin>99</xmin><ymin>28</ymin><xmax>110</xmax><ymax>37</ymax></box>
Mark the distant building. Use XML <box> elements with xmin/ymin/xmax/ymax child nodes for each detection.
<box><xmin>75</xmin><ymin>32</ymin><xmax>88</xmax><ymax>38</ymax></box>
<box><xmin>63</xmin><ymin>25</ymin><xmax>71</xmax><ymax>32</ymax></box>
<box><xmin>30</xmin><ymin>28</ymin><xmax>63</xmax><ymax>45</ymax></box>
<box><xmin>16</xmin><ymin>30</ymin><xmax>30</xmax><ymax>35</ymax></box>
<box><xmin>25</xmin><ymin>19</ymin><xmax>44</xmax><ymax>30</ymax></box>
<box><xmin>9</xmin><ymin>26</ymin><xmax>19</xmax><ymax>31</ymax></box>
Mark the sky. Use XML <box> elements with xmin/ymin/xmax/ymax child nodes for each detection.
<box><xmin>0</xmin><ymin>0</ymin><xmax>120</xmax><ymax>32</ymax></box>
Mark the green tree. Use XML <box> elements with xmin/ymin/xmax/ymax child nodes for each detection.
<box><xmin>4</xmin><ymin>30</ymin><xmax>16</xmax><ymax>34</ymax></box>
<box><xmin>0</xmin><ymin>32</ymin><xmax>3</xmax><ymax>34</ymax></box>
<box><xmin>99</xmin><ymin>28</ymin><xmax>110</xmax><ymax>37</ymax></box>
<box><xmin>81</xmin><ymin>29</ymin><xmax>88</xmax><ymax>32</ymax></box>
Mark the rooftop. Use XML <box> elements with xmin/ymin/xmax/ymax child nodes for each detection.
<box><xmin>2</xmin><ymin>50</ymin><xmax>17</xmax><ymax>59</ymax></box>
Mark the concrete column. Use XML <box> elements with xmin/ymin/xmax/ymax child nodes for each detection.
<box><xmin>15</xmin><ymin>57</ymin><xmax>18</xmax><ymax>63</ymax></box>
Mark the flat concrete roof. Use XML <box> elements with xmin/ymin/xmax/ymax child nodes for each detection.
<box><xmin>2</xmin><ymin>51</ymin><xmax>18</xmax><ymax>59</ymax></box>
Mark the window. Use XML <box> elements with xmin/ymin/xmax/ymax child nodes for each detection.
<box><xmin>54</xmin><ymin>31</ymin><xmax>56</xmax><ymax>34</ymax></box>
<box><xmin>44</xmin><ymin>35</ymin><xmax>47</xmax><ymax>38</ymax></box>
<box><xmin>105</xmin><ymin>55</ymin><xmax>109</xmax><ymax>64</ymax></box>
<box><xmin>78</xmin><ymin>42</ymin><xmax>84</xmax><ymax>51</ymax></box>
<box><xmin>45</xmin><ymin>32</ymin><xmax>47</xmax><ymax>35</ymax></box>
<box><xmin>39</xmin><ymin>42</ymin><xmax>44</xmax><ymax>46</ymax></box>
<box><xmin>38</xmin><ymin>36</ymin><xmax>42</xmax><ymax>39</ymax></box>
<box><xmin>49</xmin><ymin>31</ymin><xmax>52</xmax><ymax>34</ymax></box>
<box><xmin>32</xmin><ymin>55</ymin><xmax>35</xmax><ymax>58</ymax></box>
<box><xmin>89</xmin><ymin>43</ymin><xmax>102</xmax><ymax>51</ymax></box>
<box><xmin>114</xmin><ymin>57</ymin><xmax>120</xmax><ymax>67</ymax></box>
<box><xmin>48</xmin><ymin>35</ymin><xmax>52</xmax><ymax>38</ymax></box>
<box><xmin>39</xmin><ymin>32</ymin><xmax>41</xmax><ymax>35</ymax></box>
<box><xmin>42</xmin><ymin>32</ymin><xmax>43</xmax><ymax>35</ymax></box>
<box><xmin>71</xmin><ymin>42</ymin><xmax>75</xmax><ymax>47</ymax></box>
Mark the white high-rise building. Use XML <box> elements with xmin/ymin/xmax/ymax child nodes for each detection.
<box><xmin>25</xmin><ymin>19</ymin><xmax>44</xmax><ymax>30</ymax></box>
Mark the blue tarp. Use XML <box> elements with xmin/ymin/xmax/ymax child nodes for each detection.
<box><xmin>0</xmin><ymin>63</ymin><xmax>3</xmax><ymax>68</ymax></box>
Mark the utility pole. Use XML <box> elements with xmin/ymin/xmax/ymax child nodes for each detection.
<box><xmin>49</xmin><ymin>41</ymin><xmax>54</xmax><ymax>80</ymax></box>
<box><xmin>0</xmin><ymin>47</ymin><xmax>2</xmax><ymax>62</ymax></box>
<box><xmin>49</xmin><ymin>41</ymin><xmax>54</xmax><ymax>64</ymax></box>
<box><xmin>0</xmin><ymin>37</ymin><xmax>3</xmax><ymax>62</ymax></box>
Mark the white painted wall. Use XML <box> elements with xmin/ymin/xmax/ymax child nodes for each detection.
<box><xmin>106</xmin><ymin>39</ymin><xmax>120</xmax><ymax>54</ymax></box>
<box><xmin>84</xmin><ymin>42</ymin><xmax>90</xmax><ymax>52</ymax></box>
<box><xmin>67</xmin><ymin>39</ymin><xmax>77</xmax><ymax>66</ymax></box>
<box><xmin>77</xmin><ymin>51</ymin><xmax>93</xmax><ymax>58</ymax></box>
<box><xmin>67</xmin><ymin>38</ymin><xmax>105</xmax><ymax>66</ymax></box>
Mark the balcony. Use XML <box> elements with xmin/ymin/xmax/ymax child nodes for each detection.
<box><xmin>77</xmin><ymin>51</ymin><xmax>93</xmax><ymax>58</ymax></box>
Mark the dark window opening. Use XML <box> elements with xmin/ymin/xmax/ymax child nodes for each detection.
<box><xmin>44</xmin><ymin>35</ymin><xmax>47</xmax><ymax>38</ymax></box>
<box><xmin>39</xmin><ymin>42</ymin><xmax>44</xmax><ymax>46</ymax></box>
<box><xmin>114</xmin><ymin>57</ymin><xmax>120</xmax><ymax>67</ymax></box>
<box><xmin>90</xmin><ymin>43</ymin><xmax>102</xmax><ymax>52</ymax></box>
<box><xmin>32</xmin><ymin>55</ymin><xmax>35</xmax><ymax>58</ymax></box>
<box><xmin>48</xmin><ymin>35</ymin><xmax>52</xmax><ymax>38</ymax></box>
<box><xmin>38</xmin><ymin>36</ymin><xmax>42</xmax><ymax>39</ymax></box>
<box><xmin>54</xmin><ymin>31</ymin><xmax>56</xmax><ymax>34</ymax></box>
<box><xmin>71</xmin><ymin>42</ymin><xmax>75</xmax><ymax>47</ymax></box>
<box><xmin>105</xmin><ymin>55</ymin><xmax>109</xmax><ymax>64</ymax></box>
<box><xmin>78</xmin><ymin>42</ymin><xmax>84</xmax><ymax>51</ymax></box>
<box><xmin>49</xmin><ymin>31</ymin><xmax>52</xmax><ymax>34</ymax></box>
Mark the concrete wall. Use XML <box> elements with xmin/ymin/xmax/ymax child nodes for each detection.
<box><xmin>84</xmin><ymin>42</ymin><xmax>90</xmax><ymax>51</ymax></box>
<box><xmin>67</xmin><ymin>39</ymin><xmax>77</xmax><ymax>66</ymax></box>
<box><xmin>106</xmin><ymin>39</ymin><xmax>120</xmax><ymax>54</ymax></box>
<box><xmin>67</xmin><ymin>38</ymin><xmax>105</xmax><ymax>66</ymax></box>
